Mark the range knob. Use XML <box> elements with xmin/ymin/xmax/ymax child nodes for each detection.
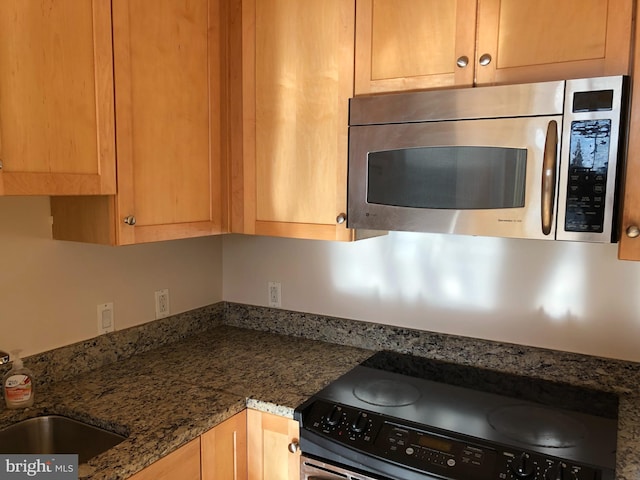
<box><xmin>546</xmin><ymin>462</ymin><xmax>574</xmax><ymax>480</ymax></box>
<box><xmin>325</xmin><ymin>405</ymin><xmax>343</xmax><ymax>426</ymax></box>
<box><xmin>351</xmin><ymin>412</ymin><xmax>369</xmax><ymax>433</ymax></box>
<box><xmin>511</xmin><ymin>453</ymin><xmax>536</xmax><ymax>479</ymax></box>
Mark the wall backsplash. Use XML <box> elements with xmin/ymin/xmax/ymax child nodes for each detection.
<box><xmin>0</xmin><ymin>197</ymin><xmax>223</xmax><ymax>357</ymax></box>
<box><xmin>223</xmin><ymin>232</ymin><xmax>640</xmax><ymax>362</ymax></box>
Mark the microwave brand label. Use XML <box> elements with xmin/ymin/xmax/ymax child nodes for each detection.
<box><xmin>497</xmin><ymin>218</ymin><xmax>523</xmax><ymax>223</ymax></box>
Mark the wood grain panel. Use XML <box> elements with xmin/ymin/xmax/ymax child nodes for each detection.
<box><xmin>233</xmin><ymin>0</ymin><xmax>355</xmax><ymax>241</ymax></box>
<box><xmin>255</xmin><ymin>0</ymin><xmax>346</xmax><ymax>225</ymax></box>
<box><xmin>247</xmin><ymin>409</ymin><xmax>300</xmax><ymax>480</ymax></box>
<box><xmin>476</xmin><ymin>0</ymin><xmax>633</xmax><ymax>85</ymax></box>
<box><xmin>113</xmin><ymin>0</ymin><xmax>213</xmax><ymax>227</ymax></box>
<box><xmin>201</xmin><ymin>411</ymin><xmax>248</xmax><ymax>480</ymax></box>
<box><xmin>0</xmin><ymin>0</ymin><xmax>116</xmax><ymax>195</ymax></box>
<box><xmin>129</xmin><ymin>438</ymin><xmax>201</xmax><ymax>480</ymax></box>
<box><xmin>355</xmin><ymin>0</ymin><xmax>476</xmax><ymax>93</ymax></box>
<box><xmin>51</xmin><ymin>0</ymin><xmax>224</xmax><ymax>245</ymax></box>
<box><xmin>618</xmin><ymin>3</ymin><xmax>640</xmax><ymax>261</ymax></box>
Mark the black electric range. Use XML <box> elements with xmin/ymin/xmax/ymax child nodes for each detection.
<box><xmin>294</xmin><ymin>351</ymin><xmax>618</xmax><ymax>480</ymax></box>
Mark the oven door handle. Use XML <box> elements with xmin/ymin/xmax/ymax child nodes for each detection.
<box><xmin>541</xmin><ymin>120</ymin><xmax>558</xmax><ymax>236</ymax></box>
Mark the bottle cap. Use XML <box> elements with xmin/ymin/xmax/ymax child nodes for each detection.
<box><xmin>10</xmin><ymin>351</ymin><xmax>23</xmax><ymax>369</ymax></box>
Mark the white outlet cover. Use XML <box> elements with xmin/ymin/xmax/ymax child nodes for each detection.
<box><xmin>155</xmin><ymin>289</ymin><xmax>170</xmax><ymax>319</ymax></box>
<box><xmin>97</xmin><ymin>302</ymin><xmax>114</xmax><ymax>335</ymax></box>
<box><xmin>268</xmin><ymin>281</ymin><xmax>281</xmax><ymax>308</ymax></box>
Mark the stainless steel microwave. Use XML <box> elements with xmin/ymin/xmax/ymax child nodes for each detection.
<box><xmin>347</xmin><ymin>76</ymin><xmax>629</xmax><ymax>242</ymax></box>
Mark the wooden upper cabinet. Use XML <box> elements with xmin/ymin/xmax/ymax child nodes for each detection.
<box><xmin>230</xmin><ymin>0</ymin><xmax>356</xmax><ymax>241</ymax></box>
<box><xmin>355</xmin><ymin>0</ymin><xmax>633</xmax><ymax>94</ymax></box>
<box><xmin>475</xmin><ymin>0</ymin><xmax>633</xmax><ymax>85</ymax></box>
<box><xmin>0</xmin><ymin>0</ymin><xmax>116</xmax><ymax>195</ymax></box>
<box><xmin>355</xmin><ymin>0</ymin><xmax>477</xmax><ymax>94</ymax></box>
<box><xmin>51</xmin><ymin>0</ymin><xmax>223</xmax><ymax>245</ymax></box>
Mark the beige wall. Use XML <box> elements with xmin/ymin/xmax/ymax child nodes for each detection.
<box><xmin>223</xmin><ymin>233</ymin><xmax>640</xmax><ymax>362</ymax></box>
<box><xmin>0</xmin><ymin>197</ymin><xmax>223</xmax><ymax>357</ymax></box>
<box><xmin>5</xmin><ymin>195</ymin><xmax>640</xmax><ymax>363</ymax></box>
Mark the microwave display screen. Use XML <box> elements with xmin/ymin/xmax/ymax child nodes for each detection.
<box><xmin>367</xmin><ymin>146</ymin><xmax>527</xmax><ymax>210</ymax></box>
<box><xmin>564</xmin><ymin>119</ymin><xmax>612</xmax><ymax>233</ymax></box>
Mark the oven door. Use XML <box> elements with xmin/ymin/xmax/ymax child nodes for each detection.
<box><xmin>301</xmin><ymin>455</ymin><xmax>386</xmax><ymax>480</ymax></box>
<box><xmin>347</xmin><ymin>115</ymin><xmax>562</xmax><ymax>240</ymax></box>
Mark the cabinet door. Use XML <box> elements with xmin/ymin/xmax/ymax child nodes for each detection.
<box><xmin>51</xmin><ymin>0</ymin><xmax>223</xmax><ymax>245</ymax></box>
<box><xmin>475</xmin><ymin>0</ymin><xmax>633</xmax><ymax>85</ymax></box>
<box><xmin>247</xmin><ymin>409</ymin><xmax>300</xmax><ymax>480</ymax></box>
<box><xmin>0</xmin><ymin>0</ymin><xmax>116</xmax><ymax>195</ymax></box>
<box><xmin>231</xmin><ymin>0</ymin><xmax>355</xmax><ymax>241</ymax></box>
<box><xmin>129</xmin><ymin>437</ymin><xmax>201</xmax><ymax>480</ymax></box>
<box><xmin>201</xmin><ymin>410</ymin><xmax>248</xmax><ymax>480</ymax></box>
<box><xmin>111</xmin><ymin>0</ymin><xmax>223</xmax><ymax>244</ymax></box>
<box><xmin>354</xmin><ymin>0</ymin><xmax>477</xmax><ymax>94</ymax></box>
<box><xmin>618</xmin><ymin>13</ymin><xmax>640</xmax><ymax>261</ymax></box>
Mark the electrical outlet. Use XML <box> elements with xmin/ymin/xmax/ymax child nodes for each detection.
<box><xmin>155</xmin><ymin>289</ymin><xmax>170</xmax><ymax>319</ymax></box>
<box><xmin>97</xmin><ymin>302</ymin><xmax>114</xmax><ymax>335</ymax></box>
<box><xmin>268</xmin><ymin>281</ymin><xmax>281</xmax><ymax>308</ymax></box>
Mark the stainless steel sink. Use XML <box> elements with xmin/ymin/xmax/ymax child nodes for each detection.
<box><xmin>0</xmin><ymin>415</ymin><xmax>126</xmax><ymax>463</ymax></box>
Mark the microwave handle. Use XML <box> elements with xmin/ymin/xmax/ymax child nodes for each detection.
<box><xmin>541</xmin><ymin>120</ymin><xmax>558</xmax><ymax>235</ymax></box>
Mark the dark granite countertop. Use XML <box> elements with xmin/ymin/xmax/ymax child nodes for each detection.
<box><xmin>0</xmin><ymin>326</ymin><xmax>372</xmax><ymax>479</ymax></box>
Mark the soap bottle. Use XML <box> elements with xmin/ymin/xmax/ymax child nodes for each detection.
<box><xmin>3</xmin><ymin>352</ymin><xmax>35</xmax><ymax>409</ymax></box>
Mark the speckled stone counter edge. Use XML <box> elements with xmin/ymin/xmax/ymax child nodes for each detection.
<box><xmin>0</xmin><ymin>303</ymin><xmax>225</xmax><ymax>386</ymax></box>
<box><xmin>6</xmin><ymin>300</ymin><xmax>640</xmax><ymax>395</ymax></box>
<box><xmin>223</xmin><ymin>302</ymin><xmax>640</xmax><ymax>395</ymax></box>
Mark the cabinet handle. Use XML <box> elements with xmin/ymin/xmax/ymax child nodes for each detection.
<box><xmin>288</xmin><ymin>441</ymin><xmax>300</xmax><ymax>453</ymax></box>
<box><xmin>0</xmin><ymin>160</ymin><xmax>3</xmax><ymax>169</ymax></box>
<box><xmin>626</xmin><ymin>225</ymin><xmax>640</xmax><ymax>238</ymax></box>
<box><xmin>336</xmin><ymin>213</ymin><xmax>347</xmax><ymax>224</ymax></box>
<box><xmin>479</xmin><ymin>53</ymin><xmax>492</xmax><ymax>66</ymax></box>
<box><xmin>456</xmin><ymin>56</ymin><xmax>469</xmax><ymax>68</ymax></box>
<box><xmin>123</xmin><ymin>215</ymin><xmax>136</xmax><ymax>226</ymax></box>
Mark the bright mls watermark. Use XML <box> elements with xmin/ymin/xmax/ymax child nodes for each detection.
<box><xmin>0</xmin><ymin>455</ymin><xmax>78</xmax><ymax>479</ymax></box>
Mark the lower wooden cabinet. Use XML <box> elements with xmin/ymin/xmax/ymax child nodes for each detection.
<box><xmin>127</xmin><ymin>409</ymin><xmax>299</xmax><ymax>480</ymax></box>
<box><xmin>201</xmin><ymin>410</ymin><xmax>248</xmax><ymax>480</ymax></box>
<box><xmin>247</xmin><ymin>409</ymin><xmax>300</xmax><ymax>480</ymax></box>
<box><xmin>128</xmin><ymin>437</ymin><xmax>201</xmax><ymax>480</ymax></box>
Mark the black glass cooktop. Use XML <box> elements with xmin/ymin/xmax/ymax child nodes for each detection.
<box><xmin>298</xmin><ymin>351</ymin><xmax>618</xmax><ymax>471</ymax></box>
<box><xmin>359</xmin><ymin>351</ymin><xmax>619</xmax><ymax>419</ymax></box>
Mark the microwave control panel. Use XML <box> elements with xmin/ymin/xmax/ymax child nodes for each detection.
<box><xmin>564</xmin><ymin>118</ymin><xmax>612</xmax><ymax>234</ymax></box>
<box><xmin>558</xmin><ymin>77</ymin><xmax>627</xmax><ymax>242</ymax></box>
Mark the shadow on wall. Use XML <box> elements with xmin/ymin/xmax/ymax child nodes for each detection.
<box><xmin>222</xmin><ymin>231</ymin><xmax>640</xmax><ymax>361</ymax></box>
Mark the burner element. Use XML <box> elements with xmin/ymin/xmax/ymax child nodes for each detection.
<box><xmin>353</xmin><ymin>379</ymin><xmax>420</xmax><ymax>406</ymax></box>
<box><xmin>488</xmin><ymin>404</ymin><xmax>588</xmax><ymax>448</ymax></box>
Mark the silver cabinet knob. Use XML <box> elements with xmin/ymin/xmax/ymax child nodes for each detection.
<box><xmin>626</xmin><ymin>225</ymin><xmax>640</xmax><ymax>238</ymax></box>
<box><xmin>336</xmin><ymin>213</ymin><xmax>347</xmax><ymax>224</ymax></box>
<box><xmin>123</xmin><ymin>215</ymin><xmax>136</xmax><ymax>226</ymax></box>
<box><xmin>456</xmin><ymin>56</ymin><xmax>469</xmax><ymax>68</ymax></box>
<box><xmin>479</xmin><ymin>53</ymin><xmax>492</xmax><ymax>66</ymax></box>
<box><xmin>287</xmin><ymin>441</ymin><xmax>299</xmax><ymax>454</ymax></box>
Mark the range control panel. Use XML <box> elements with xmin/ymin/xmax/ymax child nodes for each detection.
<box><xmin>301</xmin><ymin>400</ymin><xmax>602</xmax><ymax>480</ymax></box>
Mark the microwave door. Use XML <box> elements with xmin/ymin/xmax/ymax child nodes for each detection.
<box><xmin>347</xmin><ymin>115</ymin><xmax>564</xmax><ymax>240</ymax></box>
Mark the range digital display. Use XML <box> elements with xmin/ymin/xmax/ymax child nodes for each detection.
<box><xmin>418</xmin><ymin>434</ymin><xmax>454</xmax><ymax>453</ymax></box>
